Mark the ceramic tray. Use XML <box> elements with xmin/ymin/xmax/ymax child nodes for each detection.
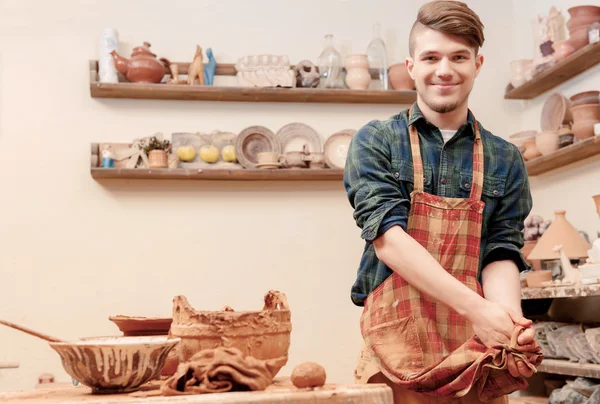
<box><xmin>235</xmin><ymin>126</ymin><xmax>281</xmax><ymax>169</ymax></box>
<box><xmin>324</xmin><ymin>129</ymin><xmax>355</xmax><ymax>169</ymax></box>
<box><xmin>276</xmin><ymin>123</ymin><xmax>323</xmax><ymax>154</ymax></box>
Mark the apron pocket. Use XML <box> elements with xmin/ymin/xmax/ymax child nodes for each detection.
<box><xmin>365</xmin><ymin>315</ymin><xmax>424</xmax><ymax>375</ymax></box>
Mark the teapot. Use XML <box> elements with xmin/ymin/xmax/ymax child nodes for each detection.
<box><xmin>111</xmin><ymin>42</ymin><xmax>170</xmax><ymax>83</ymax></box>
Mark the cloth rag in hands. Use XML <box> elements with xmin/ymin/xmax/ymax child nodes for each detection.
<box><xmin>160</xmin><ymin>347</ymin><xmax>287</xmax><ymax>396</ymax></box>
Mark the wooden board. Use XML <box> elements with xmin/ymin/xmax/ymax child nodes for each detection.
<box><xmin>508</xmin><ymin>397</ymin><xmax>548</xmax><ymax>404</ymax></box>
<box><xmin>0</xmin><ymin>382</ymin><xmax>393</xmax><ymax>404</ymax></box>
<box><xmin>505</xmin><ymin>42</ymin><xmax>600</xmax><ymax>100</ymax></box>
<box><xmin>526</xmin><ymin>136</ymin><xmax>600</xmax><ymax>176</ymax></box>
<box><xmin>91</xmin><ymin>168</ymin><xmax>344</xmax><ymax>181</ymax></box>
<box><xmin>89</xmin><ymin>60</ymin><xmax>417</xmax><ymax>105</ymax></box>
<box><xmin>537</xmin><ymin>359</ymin><xmax>600</xmax><ymax>379</ymax></box>
<box><xmin>521</xmin><ymin>284</ymin><xmax>600</xmax><ymax>300</ymax></box>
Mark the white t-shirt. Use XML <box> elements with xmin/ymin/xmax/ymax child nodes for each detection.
<box><xmin>440</xmin><ymin>129</ymin><xmax>457</xmax><ymax>144</ymax></box>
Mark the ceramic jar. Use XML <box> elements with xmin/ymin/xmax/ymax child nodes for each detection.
<box><xmin>570</xmin><ymin>91</ymin><xmax>600</xmax><ymax>107</ymax></box>
<box><xmin>568</xmin><ymin>25</ymin><xmax>591</xmax><ymax>50</ymax></box>
<box><xmin>571</xmin><ymin>104</ymin><xmax>600</xmax><ymax>121</ymax></box>
<box><xmin>344</xmin><ymin>54</ymin><xmax>371</xmax><ymax>90</ymax></box>
<box><xmin>388</xmin><ymin>63</ymin><xmax>414</xmax><ymax>90</ymax></box>
<box><xmin>148</xmin><ymin>150</ymin><xmax>168</xmax><ymax>168</ymax></box>
<box><xmin>536</xmin><ymin>131</ymin><xmax>560</xmax><ymax>155</ymax></box>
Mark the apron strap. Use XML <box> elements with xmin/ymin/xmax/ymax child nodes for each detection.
<box><xmin>408</xmin><ymin>106</ymin><xmax>485</xmax><ymax>200</ymax></box>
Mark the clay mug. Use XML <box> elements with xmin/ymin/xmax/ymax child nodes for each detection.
<box><xmin>306</xmin><ymin>152</ymin><xmax>326</xmax><ymax>169</ymax></box>
<box><xmin>279</xmin><ymin>152</ymin><xmax>308</xmax><ymax>168</ymax></box>
<box><xmin>257</xmin><ymin>152</ymin><xmax>280</xmax><ymax>165</ymax></box>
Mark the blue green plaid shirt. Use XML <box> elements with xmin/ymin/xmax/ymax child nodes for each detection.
<box><xmin>344</xmin><ymin>102</ymin><xmax>532</xmax><ymax>306</ymax></box>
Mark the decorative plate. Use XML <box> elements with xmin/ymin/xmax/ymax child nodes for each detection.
<box><xmin>541</xmin><ymin>93</ymin><xmax>573</xmax><ymax>132</ymax></box>
<box><xmin>235</xmin><ymin>126</ymin><xmax>281</xmax><ymax>169</ymax></box>
<box><xmin>276</xmin><ymin>123</ymin><xmax>323</xmax><ymax>153</ymax></box>
<box><xmin>324</xmin><ymin>129</ymin><xmax>355</xmax><ymax>169</ymax></box>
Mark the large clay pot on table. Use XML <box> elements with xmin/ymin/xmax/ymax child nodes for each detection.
<box><xmin>170</xmin><ymin>291</ymin><xmax>292</xmax><ymax>377</ymax></box>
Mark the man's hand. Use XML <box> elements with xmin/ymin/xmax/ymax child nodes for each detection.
<box><xmin>467</xmin><ymin>300</ymin><xmax>532</xmax><ymax>347</ymax></box>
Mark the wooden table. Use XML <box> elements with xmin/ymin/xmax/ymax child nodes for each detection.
<box><xmin>0</xmin><ymin>379</ymin><xmax>393</xmax><ymax>404</ymax></box>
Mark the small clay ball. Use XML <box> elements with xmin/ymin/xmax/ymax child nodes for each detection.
<box><xmin>291</xmin><ymin>362</ymin><xmax>326</xmax><ymax>388</ymax></box>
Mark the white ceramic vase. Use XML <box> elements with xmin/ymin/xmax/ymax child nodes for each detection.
<box><xmin>344</xmin><ymin>54</ymin><xmax>371</xmax><ymax>90</ymax></box>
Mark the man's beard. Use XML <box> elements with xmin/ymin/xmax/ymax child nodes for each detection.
<box><xmin>416</xmin><ymin>82</ymin><xmax>469</xmax><ymax>114</ymax></box>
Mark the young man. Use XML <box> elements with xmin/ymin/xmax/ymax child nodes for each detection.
<box><xmin>344</xmin><ymin>1</ymin><xmax>538</xmax><ymax>403</ymax></box>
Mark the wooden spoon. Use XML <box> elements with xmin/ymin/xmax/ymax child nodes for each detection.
<box><xmin>0</xmin><ymin>319</ymin><xmax>65</xmax><ymax>343</ymax></box>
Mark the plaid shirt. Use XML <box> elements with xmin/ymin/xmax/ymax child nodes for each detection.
<box><xmin>344</xmin><ymin>102</ymin><xmax>532</xmax><ymax>306</ymax></box>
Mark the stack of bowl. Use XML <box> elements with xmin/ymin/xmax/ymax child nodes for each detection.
<box><xmin>566</xmin><ymin>6</ymin><xmax>600</xmax><ymax>50</ymax></box>
<box><xmin>570</xmin><ymin>91</ymin><xmax>600</xmax><ymax>140</ymax></box>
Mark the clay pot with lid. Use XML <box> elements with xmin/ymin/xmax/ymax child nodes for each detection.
<box><xmin>170</xmin><ymin>291</ymin><xmax>292</xmax><ymax>377</ymax></box>
<box><xmin>111</xmin><ymin>42</ymin><xmax>170</xmax><ymax>83</ymax></box>
<box><xmin>388</xmin><ymin>63</ymin><xmax>415</xmax><ymax>90</ymax></box>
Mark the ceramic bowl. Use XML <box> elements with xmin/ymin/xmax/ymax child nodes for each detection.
<box><xmin>568</xmin><ymin>25</ymin><xmax>591</xmax><ymax>50</ymax></box>
<box><xmin>49</xmin><ymin>336</ymin><xmax>179</xmax><ymax>394</ymax></box>
<box><xmin>572</xmin><ymin>120</ymin><xmax>600</xmax><ymax>140</ymax></box>
<box><xmin>536</xmin><ymin>131</ymin><xmax>560</xmax><ymax>156</ymax></box>
<box><xmin>570</xmin><ymin>91</ymin><xmax>600</xmax><ymax>107</ymax></box>
<box><xmin>170</xmin><ymin>292</ymin><xmax>291</xmax><ymax>378</ymax></box>
<box><xmin>509</xmin><ymin>130</ymin><xmax>537</xmax><ymax>152</ymax></box>
<box><xmin>552</xmin><ymin>40</ymin><xmax>576</xmax><ymax>62</ymax></box>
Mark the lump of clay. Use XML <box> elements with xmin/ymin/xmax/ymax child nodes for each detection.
<box><xmin>291</xmin><ymin>362</ymin><xmax>326</xmax><ymax>388</ymax></box>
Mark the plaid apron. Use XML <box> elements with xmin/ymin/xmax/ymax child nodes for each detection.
<box><xmin>357</xmin><ymin>108</ymin><xmax>543</xmax><ymax>402</ymax></box>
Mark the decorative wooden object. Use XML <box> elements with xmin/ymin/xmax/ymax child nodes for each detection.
<box><xmin>525</xmin><ymin>136</ymin><xmax>600</xmax><ymax>176</ymax></box>
<box><xmin>91</xmin><ymin>168</ymin><xmax>344</xmax><ymax>181</ymax></box>
<box><xmin>505</xmin><ymin>42</ymin><xmax>600</xmax><ymax>100</ymax></box>
<box><xmin>89</xmin><ymin>61</ymin><xmax>417</xmax><ymax>105</ymax></box>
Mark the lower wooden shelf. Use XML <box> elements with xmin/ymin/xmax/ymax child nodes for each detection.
<box><xmin>521</xmin><ymin>284</ymin><xmax>600</xmax><ymax>300</ymax></box>
<box><xmin>538</xmin><ymin>359</ymin><xmax>600</xmax><ymax>379</ymax></box>
<box><xmin>91</xmin><ymin>168</ymin><xmax>344</xmax><ymax>181</ymax></box>
<box><xmin>526</xmin><ymin>136</ymin><xmax>600</xmax><ymax>176</ymax></box>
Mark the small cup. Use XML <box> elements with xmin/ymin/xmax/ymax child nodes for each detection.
<box><xmin>307</xmin><ymin>152</ymin><xmax>326</xmax><ymax>169</ymax></box>
<box><xmin>257</xmin><ymin>152</ymin><xmax>280</xmax><ymax>165</ymax></box>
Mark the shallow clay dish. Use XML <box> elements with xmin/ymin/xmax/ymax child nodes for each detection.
<box><xmin>276</xmin><ymin>123</ymin><xmax>323</xmax><ymax>154</ymax></box>
<box><xmin>170</xmin><ymin>291</ymin><xmax>291</xmax><ymax>377</ymax></box>
<box><xmin>509</xmin><ymin>130</ymin><xmax>537</xmax><ymax>152</ymax></box>
<box><xmin>235</xmin><ymin>126</ymin><xmax>281</xmax><ymax>169</ymax></box>
<box><xmin>109</xmin><ymin>316</ymin><xmax>172</xmax><ymax>336</ymax></box>
<box><xmin>541</xmin><ymin>93</ymin><xmax>573</xmax><ymax>131</ymax></box>
<box><xmin>324</xmin><ymin>130</ymin><xmax>355</xmax><ymax>169</ymax></box>
<box><xmin>49</xmin><ymin>336</ymin><xmax>179</xmax><ymax>394</ymax></box>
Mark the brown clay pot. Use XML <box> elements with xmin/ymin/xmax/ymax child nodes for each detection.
<box><xmin>148</xmin><ymin>150</ymin><xmax>168</xmax><ymax>168</ymax></box>
<box><xmin>111</xmin><ymin>42</ymin><xmax>170</xmax><ymax>83</ymax></box>
<box><xmin>567</xmin><ymin>15</ymin><xmax>600</xmax><ymax>31</ymax></box>
<box><xmin>170</xmin><ymin>292</ymin><xmax>292</xmax><ymax>378</ymax></box>
<box><xmin>388</xmin><ymin>63</ymin><xmax>415</xmax><ymax>90</ymax></box>
<box><xmin>552</xmin><ymin>40</ymin><xmax>576</xmax><ymax>62</ymax></box>
<box><xmin>571</xmin><ymin>104</ymin><xmax>600</xmax><ymax>122</ymax></box>
<box><xmin>570</xmin><ymin>91</ymin><xmax>600</xmax><ymax>107</ymax></box>
<box><xmin>572</xmin><ymin>119</ymin><xmax>600</xmax><ymax>140</ymax></box>
<box><xmin>568</xmin><ymin>5</ymin><xmax>600</xmax><ymax>19</ymax></box>
<box><xmin>568</xmin><ymin>26</ymin><xmax>591</xmax><ymax>50</ymax></box>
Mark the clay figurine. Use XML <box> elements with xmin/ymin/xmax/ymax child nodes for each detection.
<box><xmin>166</xmin><ymin>63</ymin><xmax>186</xmax><ymax>84</ymax></box>
<box><xmin>203</xmin><ymin>48</ymin><xmax>216</xmax><ymax>86</ymax></box>
<box><xmin>188</xmin><ymin>45</ymin><xmax>205</xmax><ymax>85</ymax></box>
<box><xmin>293</xmin><ymin>60</ymin><xmax>320</xmax><ymax>88</ymax></box>
<box><xmin>111</xmin><ymin>42</ymin><xmax>169</xmax><ymax>83</ymax></box>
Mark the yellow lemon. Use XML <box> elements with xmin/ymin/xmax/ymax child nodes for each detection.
<box><xmin>176</xmin><ymin>145</ymin><xmax>197</xmax><ymax>162</ymax></box>
<box><xmin>199</xmin><ymin>144</ymin><xmax>220</xmax><ymax>163</ymax></box>
<box><xmin>221</xmin><ymin>145</ymin><xmax>237</xmax><ymax>162</ymax></box>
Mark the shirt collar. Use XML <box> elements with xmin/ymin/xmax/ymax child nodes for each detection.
<box><xmin>407</xmin><ymin>101</ymin><xmax>477</xmax><ymax>137</ymax></box>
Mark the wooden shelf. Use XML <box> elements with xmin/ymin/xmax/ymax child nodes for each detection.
<box><xmin>521</xmin><ymin>284</ymin><xmax>600</xmax><ymax>300</ymax></box>
<box><xmin>526</xmin><ymin>136</ymin><xmax>600</xmax><ymax>176</ymax></box>
<box><xmin>505</xmin><ymin>42</ymin><xmax>600</xmax><ymax>100</ymax></box>
<box><xmin>538</xmin><ymin>359</ymin><xmax>600</xmax><ymax>379</ymax></box>
<box><xmin>91</xmin><ymin>168</ymin><xmax>344</xmax><ymax>181</ymax></box>
<box><xmin>89</xmin><ymin>60</ymin><xmax>417</xmax><ymax>105</ymax></box>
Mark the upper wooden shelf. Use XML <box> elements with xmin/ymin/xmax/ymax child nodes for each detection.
<box><xmin>525</xmin><ymin>136</ymin><xmax>600</xmax><ymax>176</ymax></box>
<box><xmin>521</xmin><ymin>284</ymin><xmax>600</xmax><ymax>300</ymax></box>
<box><xmin>538</xmin><ymin>359</ymin><xmax>600</xmax><ymax>379</ymax></box>
<box><xmin>89</xmin><ymin>61</ymin><xmax>417</xmax><ymax>105</ymax></box>
<box><xmin>91</xmin><ymin>168</ymin><xmax>344</xmax><ymax>181</ymax></box>
<box><xmin>505</xmin><ymin>42</ymin><xmax>600</xmax><ymax>100</ymax></box>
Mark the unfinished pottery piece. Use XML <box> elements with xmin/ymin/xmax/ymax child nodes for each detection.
<box><xmin>111</xmin><ymin>42</ymin><xmax>169</xmax><ymax>84</ymax></box>
<box><xmin>235</xmin><ymin>126</ymin><xmax>281</xmax><ymax>169</ymax></box>
<box><xmin>109</xmin><ymin>316</ymin><xmax>172</xmax><ymax>336</ymax></box>
<box><xmin>49</xmin><ymin>336</ymin><xmax>179</xmax><ymax>394</ymax></box>
<box><xmin>291</xmin><ymin>362</ymin><xmax>327</xmax><ymax>388</ymax></box>
<box><xmin>528</xmin><ymin>210</ymin><xmax>591</xmax><ymax>261</ymax></box>
<box><xmin>170</xmin><ymin>291</ymin><xmax>292</xmax><ymax>378</ymax></box>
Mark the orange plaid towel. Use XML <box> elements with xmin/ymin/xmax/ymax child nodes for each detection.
<box><xmin>375</xmin><ymin>326</ymin><xmax>544</xmax><ymax>401</ymax></box>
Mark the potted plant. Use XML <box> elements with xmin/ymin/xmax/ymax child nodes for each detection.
<box><xmin>143</xmin><ymin>136</ymin><xmax>171</xmax><ymax>168</ymax></box>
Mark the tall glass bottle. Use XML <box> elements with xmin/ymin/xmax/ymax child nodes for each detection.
<box><xmin>318</xmin><ymin>34</ymin><xmax>344</xmax><ymax>89</ymax></box>
<box><xmin>367</xmin><ymin>23</ymin><xmax>389</xmax><ymax>90</ymax></box>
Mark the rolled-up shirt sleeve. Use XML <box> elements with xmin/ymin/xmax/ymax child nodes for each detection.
<box><xmin>343</xmin><ymin>121</ymin><xmax>410</xmax><ymax>242</ymax></box>
<box><xmin>482</xmin><ymin>144</ymin><xmax>533</xmax><ymax>273</ymax></box>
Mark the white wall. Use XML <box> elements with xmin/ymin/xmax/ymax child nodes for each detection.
<box><xmin>0</xmin><ymin>0</ymin><xmax>520</xmax><ymax>391</ymax></box>
<box><xmin>509</xmin><ymin>0</ymin><xmax>600</xmax><ymax>240</ymax></box>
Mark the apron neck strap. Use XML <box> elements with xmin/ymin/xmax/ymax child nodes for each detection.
<box><xmin>408</xmin><ymin>105</ymin><xmax>484</xmax><ymax>200</ymax></box>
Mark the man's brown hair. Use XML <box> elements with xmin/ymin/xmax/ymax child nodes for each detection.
<box><xmin>409</xmin><ymin>1</ymin><xmax>485</xmax><ymax>56</ymax></box>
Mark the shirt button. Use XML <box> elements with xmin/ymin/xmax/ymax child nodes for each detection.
<box><xmin>493</xmin><ymin>190</ymin><xmax>499</xmax><ymax>196</ymax></box>
<box><xmin>464</xmin><ymin>183</ymin><xmax>471</xmax><ymax>189</ymax></box>
<box><xmin>394</xmin><ymin>172</ymin><xmax>400</xmax><ymax>178</ymax></box>
<box><xmin>441</xmin><ymin>178</ymin><xmax>447</xmax><ymax>184</ymax></box>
